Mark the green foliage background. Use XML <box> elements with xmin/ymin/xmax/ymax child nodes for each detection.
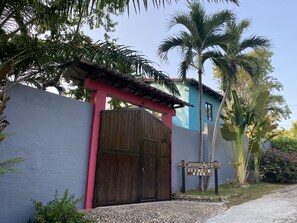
<box><xmin>271</xmin><ymin>137</ymin><xmax>297</xmax><ymax>153</ymax></box>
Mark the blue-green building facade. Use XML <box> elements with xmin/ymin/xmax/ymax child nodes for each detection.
<box><xmin>147</xmin><ymin>78</ymin><xmax>222</xmax><ymax>131</ymax></box>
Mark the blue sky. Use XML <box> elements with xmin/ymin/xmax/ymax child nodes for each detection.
<box><xmin>85</xmin><ymin>1</ymin><xmax>297</xmax><ymax>129</ymax></box>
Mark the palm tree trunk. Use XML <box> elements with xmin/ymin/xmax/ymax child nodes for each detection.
<box><xmin>198</xmin><ymin>68</ymin><xmax>204</xmax><ymax>191</ymax></box>
<box><xmin>205</xmin><ymin>83</ymin><xmax>230</xmax><ymax>190</ymax></box>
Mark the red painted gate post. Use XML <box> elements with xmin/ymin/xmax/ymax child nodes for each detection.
<box><xmin>85</xmin><ymin>89</ymin><xmax>107</xmax><ymax>209</ymax></box>
<box><xmin>162</xmin><ymin>113</ymin><xmax>173</xmax><ymax>196</ymax></box>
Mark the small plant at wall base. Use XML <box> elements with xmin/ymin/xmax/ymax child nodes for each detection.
<box><xmin>29</xmin><ymin>189</ymin><xmax>94</xmax><ymax>223</ymax></box>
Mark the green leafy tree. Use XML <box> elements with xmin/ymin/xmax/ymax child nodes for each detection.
<box><xmin>158</xmin><ymin>1</ymin><xmax>234</xmax><ymax>190</ymax></box>
<box><xmin>205</xmin><ymin>19</ymin><xmax>270</xmax><ymax>189</ymax></box>
<box><xmin>290</xmin><ymin>122</ymin><xmax>297</xmax><ymax>137</ymax></box>
<box><xmin>213</xmin><ymin>49</ymin><xmax>290</xmax><ymax>183</ymax></box>
<box><xmin>248</xmin><ymin>90</ymin><xmax>275</xmax><ymax>182</ymax></box>
<box><xmin>231</xmin><ymin>50</ymin><xmax>291</xmax><ymax>122</ymax></box>
<box><xmin>281</xmin><ymin>121</ymin><xmax>297</xmax><ymax>138</ymax></box>
<box><xmin>220</xmin><ymin>90</ymin><xmax>270</xmax><ymax>184</ymax></box>
<box><xmin>220</xmin><ymin>90</ymin><xmax>251</xmax><ymax>184</ymax></box>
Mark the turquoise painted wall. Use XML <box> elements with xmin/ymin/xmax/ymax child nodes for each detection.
<box><xmin>149</xmin><ymin>82</ymin><xmax>190</xmax><ymax>129</ymax></box>
<box><xmin>189</xmin><ymin>83</ymin><xmax>221</xmax><ymax>131</ymax></box>
<box><xmin>148</xmin><ymin>81</ymin><xmax>221</xmax><ymax>131</ymax></box>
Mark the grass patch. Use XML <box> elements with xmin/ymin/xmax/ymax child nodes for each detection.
<box><xmin>176</xmin><ymin>182</ymin><xmax>286</xmax><ymax>208</ymax></box>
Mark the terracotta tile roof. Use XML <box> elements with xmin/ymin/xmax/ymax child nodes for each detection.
<box><xmin>65</xmin><ymin>59</ymin><xmax>192</xmax><ymax>109</ymax></box>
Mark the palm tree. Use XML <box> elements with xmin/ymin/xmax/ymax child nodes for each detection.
<box><xmin>158</xmin><ymin>1</ymin><xmax>234</xmax><ymax>191</ymax></box>
<box><xmin>0</xmin><ymin>0</ymin><xmax>239</xmax><ymax>92</ymax></box>
<box><xmin>0</xmin><ymin>0</ymin><xmax>182</xmax><ymax>95</ymax></box>
<box><xmin>205</xmin><ymin>19</ymin><xmax>270</xmax><ymax>189</ymax></box>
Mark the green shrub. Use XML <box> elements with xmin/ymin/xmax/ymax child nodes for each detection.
<box><xmin>271</xmin><ymin>137</ymin><xmax>297</xmax><ymax>152</ymax></box>
<box><xmin>29</xmin><ymin>190</ymin><xmax>93</xmax><ymax>223</ymax></box>
<box><xmin>260</xmin><ymin>149</ymin><xmax>297</xmax><ymax>183</ymax></box>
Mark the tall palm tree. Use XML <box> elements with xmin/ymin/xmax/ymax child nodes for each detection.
<box><xmin>205</xmin><ymin>19</ymin><xmax>270</xmax><ymax>189</ymax></box>
<box><xmin>158</xmin><ymin>1</ymin><xmax>234</xmax><ymax>191</ymax></box>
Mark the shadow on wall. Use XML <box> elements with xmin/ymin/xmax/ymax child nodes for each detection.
<box><xmin>171</xmin><ymin>124</ymin><xmax>235</xmax><ymax>193</ymax></box>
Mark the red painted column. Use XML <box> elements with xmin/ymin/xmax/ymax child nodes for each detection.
<box><xmin>161</xmin><ymin>113</ymin><xmax>173</xmax><ymax>129</ymax></box>
<box><xmin>85</xmin><ymin>89</ymin><xmax>107</xmax><ymax>209</ymax></box>
<box><xmin>162</xmin><ymin>113</ymin><xmax>173</xmax><ymax>196</ymax></box>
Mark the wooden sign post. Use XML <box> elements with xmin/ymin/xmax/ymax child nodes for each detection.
<box><xmin>178</xmin><ymin>160</ymin><xmax>221</xmax><ymax>194</ymax></box>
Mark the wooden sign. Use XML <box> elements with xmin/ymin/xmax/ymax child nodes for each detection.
<box><xmin>177</xmin><ymin>161</ymin><xmax>221</xmax><ymax>169</ymax></box>
<box><xmin>179</xmin><ymin>160</ymin><xmax>221</xmax><ymax>194</ymax></box>
<box><xmin>187</xmin><ymin>168</ymin><xmax>212</xmax><ymax>176</ymax></box>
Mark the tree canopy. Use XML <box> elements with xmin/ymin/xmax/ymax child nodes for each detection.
<box><xmin>214</xmin><ymin>49</ymin><xmax>291</xmax><ymax>122</ymax></box>
<box><xmin>1</xmin><ymin>0</ymin><xmax>183</xmax><ymax>95</ymax></box>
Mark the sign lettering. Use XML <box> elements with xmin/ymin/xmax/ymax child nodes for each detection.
<box><xmin>187</xmin><ymin>168</ymin><xmax>212</xmax><ymax>176</ymax></box>
<box><xmin>178</xmin><ymin>161</ymin><xmax>221</xmax><ymax>169</ymax></box>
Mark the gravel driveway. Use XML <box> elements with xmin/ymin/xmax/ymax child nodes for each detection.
<box><xmin>83</xmin><ymin>201</ymin><xmax>227</xmax><ymax>223</ymax></box>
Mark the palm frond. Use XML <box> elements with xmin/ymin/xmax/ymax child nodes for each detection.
<box><xmin>201</xmin><ymin>50</ymin><xmax>222</xmax><ymax>64</ymax></box>
<box><xmin>226</xmin><ymin>19</ymin><xmax>250</xmax><ymax>36</ymax></box>
<box><xmin>46</xmin><ymin>0</ymin><xmax>173</xmax><ymax>15</ymax></box>
<box><xmin>203</xmin><ymin>33</ymin><xmax>233</xmax><ymax>50</ymax></box>
<box><xmin>240</xmin><ymin>36</ymin><xmax>270</xmax><ymax>51</ymax></box>
<box><xmin>204</xmin><ymin>9</ymin><xmax>234</xmax><ymax>36</ymax></box>
<box><xmin>64</xmin><ymin>42</ymin><xmax>180</xmax><ymax>95</ymax></box>
<box><xmin>158</xmin><ymin>32</ymin><xmax>191</xmax><ymax>61</ymax></box>
<box><xmin>3</xmin><ymin>29</ymin><xmax>180</xmax><ymax>95</ymax></box>
<box><xmin>235</xmin><ymin>19</ymin><xmax>250</xmax><ymax>34</ymax></box>
<box><xmin>188</xmin><ymin>1</ymin><xmax>206</xmax><ymax>40</ymax></box>
<box><xmin>0</xmin><ymin>157</ymin><xmax>24</xmax><ymax>175</ymax></box>
<box><xmin>168</xmin><ymin>12</ymin><xmax>200</xmax><ymax>42</ymax></box>
<box><xmin>204</xmin><ymin>50</ymin><xmax>236</xmax><ymax>89</ymax></box>
<box><xmin>93</xmin><ymin>42</ymin><xmax>179</xmax><ymax>94</ymax></box>
<box><xmin>178</xmin><ymin>46</ymin><xmax>194</xmax><ymax>79</ymax></box>
<box><xmin>235</xmin><ymin>54</ymin><xmax>261</xmax><ymax>80</ymax></box>
<box><xmin>207</xmin><ymin>0</ymin><xmax>239</xmax><ymax>5</ymax></box>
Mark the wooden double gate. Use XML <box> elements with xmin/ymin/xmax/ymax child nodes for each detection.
<box><xmin>93</xmin><ymin>109</ymin><xmax>171</xmax><ymax>206</ymax></box>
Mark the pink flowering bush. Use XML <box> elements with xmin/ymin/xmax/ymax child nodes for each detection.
<box><xmin>260</xmin><ymin>149</ymin><xmax>297</xmax><ymax>183</ymax></box>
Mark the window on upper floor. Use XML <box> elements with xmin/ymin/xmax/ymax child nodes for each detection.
<box><xmin>205</xmin><ymin>102</ymin><xmax>213</xmax><ymax>121</ymax></box>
